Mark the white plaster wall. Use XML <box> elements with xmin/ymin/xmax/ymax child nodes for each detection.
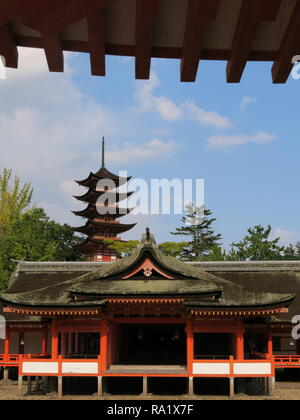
<box><xmin>234</xmin><ymin>363</ymin><xmax>272</xmax><ymax>375</ymax></box>
<box><xmin>23</xmin><ymin>362</ymin><xmax>58</xmax><ymax>374</ymax></box>
<box><xmin>193</xmin><ymin>363</ymin><xmax>230</xmax><ymax>375</ymax></box>
<box><xmin>62</xmin><ymin>363</ymin><xmax>98</xmax><ymax>374</ymax></box>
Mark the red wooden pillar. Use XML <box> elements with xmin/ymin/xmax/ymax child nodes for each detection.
<box><xmin>51</xmin><ymin>320</ymin><xmax>59</xmax><ymax>359</ymax></box>
<box><xmin>186</xmin><ymin>320</ymin><xmax>194</xmax><ymax>374</ymax></box>
<box><xmin>100</xmin><ymin>321</ymin><xmax>108</xmax><ymax>372</ymax></box>
<box><xmin>267</xmin><ymin>329</ymin><xmax>273</xmax><ymax>359</ymax></box>
<box><xmin>42</xmin><ymin>331</ymin><xmax>48</xmax><ymax>356</ymax></box>
<box><xmin>236</xmin><ymin>321</ymin><xmax>244</xmax><ymax>360</ymax></box>
<box><xmin>4</xmin><ymin>328</ymin><xmax>10</xmax><ymax>361</ymax></box>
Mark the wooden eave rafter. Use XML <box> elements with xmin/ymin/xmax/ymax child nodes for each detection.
<box><xmin>1</xmin><ymin>0</ymin><xmax>299</xmax><ymax>83</ymax></box>
<box><xmin>227</xmin><ymin>0</ymin><xmax>282</xmax><ymax>83</ymax></box>
<box><xmin>272</xmin><ymin>0</ymin><xmax>300</xmax><ymax>83</ymax></box>
<box><xmin>21</xmin><ymin>0</ymin><xmax>112</xmax><ymax>33</ymax></box>
<box><xmin>0</xmin><ymin>1</ymin><xmax>21</xmax><ymax>26</ymax></box>
<box><xmin>4</xmin><ymin>307</ymin><xmax>101</xmax><ymax>316</ymax></box>
<box><xmin>21</xmin><ymin>0</ymin><xmax>112</xmax><ymax>73</ymax></box>
<box><xmin>191</xmin><ymin>307</ymin><xmax>289</xmax><ymax>317</ymax></box>
<box><xmin>181</xmin><ymin>0</ymin><xmax>220</xmax><ymax>82</ymax></box>
<box><xmin>107</xmin><ymin>298</ymin><xmax>184</xmax><ymax>304</ymax></box>
<box><xmin>135</xmin><ymin>0</ymin><xmax>160</xmax><ymax>79</ymax></box>
<box><xmin>0</xmin><ymin>22</ymin><xmax>18</xmax><ymax>68</ymax></box>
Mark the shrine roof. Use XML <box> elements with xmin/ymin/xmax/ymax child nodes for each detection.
<box><xmin>0</xmin><ymin>240</ymin><xmax>295</xmax><ymax>311</ymax></box>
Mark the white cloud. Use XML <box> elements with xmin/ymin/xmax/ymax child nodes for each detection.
<box><xmin>134</xmin><ymin>72</ymin><xmax>232</xmax><ymax>128</ymax></box>
<box><xmin>273</xmin><ymin>228</ymin><xmax>297</xmax><ymax>245</ymax></box>
<box><xmin>154</xmin><ymin>96</ymin><xmax>183</xmax><ymax>121</ymax></box>
<box><xmin>207</xmin><ymin>131</ymin><xmax>277</xmax><ymax>150</ymax></box>
<box><xmin>106</xmin><ymin>139</ymin><xmax>180</xmax><ymax>166</ymax></box>
<box><xmin>240</xmin><ymin>96</ymin><xmax>256</xmax><ymax>113</ymax></box>
<box><xmin>60</xmin><ymin>180</ymin><xmax>83</xmax><ymax>200</ymax></box>
<box><xmin>0</xmin><ymin>48</ymin><xmax>182</xmax><ymax>225</ymax></box>
<box><xmin>134</xmin><ymin>71</ymin><xmax>160</xmax><ymax>112</ymax></box>
<box><xmin>183</xmin><ymin>101</ymin><xmax>233</xmax><ymax>129</ymax></box>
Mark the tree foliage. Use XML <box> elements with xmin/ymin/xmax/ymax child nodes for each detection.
<box><xmin>230</xmin><ymin>225</ymin><xmax>284</xmax><ymax>261</ymax></box>
<box><xmin>103</xmin><ymin>239</ymin><xmax>140</xmax><ymax>258</ymax></box>
<box><xmin>0</xmin><ymin>169</ymin><xmax>33</xmax><ymax>234</ymax></box>
<box><xmin>159</xmin><ymin>242</ymin><xmax>189</xmax><ymax>259</ymax></box>
<box><xmin>0</xmin><ymin>207</ymin><xmax>83</xmax><ymax>291</ymax></box>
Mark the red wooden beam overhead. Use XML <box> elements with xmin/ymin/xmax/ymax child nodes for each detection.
<box><xmin>135</xmin><ymin>0</ymin><xmax>160</xmax><ymax>79</ymax></box>
<box><xmin>87</xmin><ymin>8</ymin><xmax>106</xmax><ymax>76</ymax></box>
<box><xmin>0</xmin><ymin>1</ymin><xmax>21</xmax><ymax>26</ymax></box>
<box><xmin>0</xmin><ymin>0</ymin><xmax>298</xmax><ymax>83</ymax></box>
<box><xmin>272</xmin><ymin>0</ymin><xmax>300</xmax><ymax>83</ymax></box>
<box><xmin>42</xmin><ymin>33</ymin><xmax>64</xmax><ymax>72</ymax></box>
<box><xmin>181</xmin><ymin>0</ymin><xmax>220</xmax><ymax>82</ymax></box>
<box><xmin>227</xmin><ymin>0</ymin><xmax>282</xmax><ymax>83</ymax></box>
<box><xmin>21</xmin><ymin>0</ymin><xmax>112</xmax><ymax>33</ymax></box>
<box><xmin>0</xmin><ymin>23</ymin><xmax>18</xmax><ymax>68</ymax></box>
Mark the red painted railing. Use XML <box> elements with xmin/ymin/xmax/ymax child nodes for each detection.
<box><xmin>192</xmin><ymin>356</ymin><xmax>274</xmax><ymax>378</ymax></box>
<box><xmin>0</xmin><ymin>354</ymin><xmax>50</xmax><ymax>366</ymax></box>
<box><xmin>19</xmin><ymin>355</ymin><xmax>102</xmax><ymax>377</ymax></box>
<box><xmin>273</xmin><ymin>355</ymin><xmax>300</xmax><ymax>367</ymax></box>
<box><xmin>2</xmin><ymin>354</ymin><xmax>300</xmax><ymax>376</ymax></box>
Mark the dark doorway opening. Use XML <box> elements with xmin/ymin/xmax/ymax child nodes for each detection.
<box><xmin>194</xmin><ymin>333</ymin><xmax>234</xmax><ymax>359</ymax></box>
<box><xmin>117</xmin><ymin>324</ymin><xmax>186</xmax><ymax>365</ymax></box>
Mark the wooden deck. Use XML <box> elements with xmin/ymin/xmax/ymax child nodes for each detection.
<box><xmin>106</xmin><ymin>364</ymin><xmax>187</xmax><ymax>375</ymax></box>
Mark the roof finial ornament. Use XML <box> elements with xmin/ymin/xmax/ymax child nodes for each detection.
<box><xmin>141</xmin><ymin>227</ymin><xmax>156</xmax><ymax>245</ymax></box>
<box><xmin>101</xmin><ymin>136</ymin><xmax>105</xmax><ymax>168</ymax></box>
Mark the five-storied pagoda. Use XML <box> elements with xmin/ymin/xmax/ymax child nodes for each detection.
<box><xmin>72</xmin><ymin>138</ymin><xmax>136</xmax><ymax>262</ymax></box>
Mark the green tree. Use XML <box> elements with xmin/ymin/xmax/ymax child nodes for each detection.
<box><xmin>103</xmin><ymin>239</ymin><xmax>140</xmax><ymax>258</ymax></box>
<box><xmin>0</xmin><ymin>169</ymin><xmax>33</xmax><ymax>234</ymax></box>
<box><xmin>231</xmin><ymin>225</ymin><xmax>284</xmax><ymax>261</ymax></box>
<box><xmin>0</xmin><ymin>207</ymin><xmax>82</xmax><ymax>291</ymax></box>
<box><xmin>171</xmin><ymin>204</ymin><xmax>222</xmax><ymax>260</ymax></box>
<box><xmin>198</xmin><ymin>244</ymin><xmax>229</xmax><ymax>262</ymax></box>
<box><xmin>159</xmin><ymin>242</ymin><xmax>189</xmax><ymax>259</ymax></box>
<box><xmin>282</xmin><ymin>242</ymin><xmax>300</xmax><ymax>260</ymax></box>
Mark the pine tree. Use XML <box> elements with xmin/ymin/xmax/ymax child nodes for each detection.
<box><xmin>231</xmin><ymin>225</ymin><xmax>284</xmax><ymax>261</ymax></box>
<box><xmin>171</xmin><ymin>204</ymin><xmax>222</xmax><ymax>260</ymax></box>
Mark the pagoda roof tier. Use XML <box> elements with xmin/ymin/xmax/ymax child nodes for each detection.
<box><xmin>72</xmin><ymin>204</ymin><xmax>134</xmax><ymax>219</ymax></box>
<box><xmin>75</xmin><ymin>168</ymin><xmax>131</xmax><ymax>188</ymax></box>
<box><xmin>73</xmin><ymin>189</ymin><xmax>134</xmax><ymax>204</ymax></box>
<box><xmin>73</xmin><ymin>221</ymin><xmax>137</xmax><ymax>236</ymax></box>
<box><xmin>73</xmin><ymin>238</ymin><xmax>118</xmax><ymax>255</ymax></box>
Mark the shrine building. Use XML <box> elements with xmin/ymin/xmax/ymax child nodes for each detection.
<box><xmin>0</xmin><ymin>229</ymin><xmax>299</xmax><ymax>398</ymax></box>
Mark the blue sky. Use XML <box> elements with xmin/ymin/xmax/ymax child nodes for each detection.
<box><xmin>0</xmin><ymin>48</ymin><xmax>299</xmax><ymax>247</ymax></box>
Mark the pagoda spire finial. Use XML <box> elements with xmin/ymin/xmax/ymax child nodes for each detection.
<box><xmin>101</xmin><ymin>136</ymin><xmax>105</xmax><ymax>168</ymax></box>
